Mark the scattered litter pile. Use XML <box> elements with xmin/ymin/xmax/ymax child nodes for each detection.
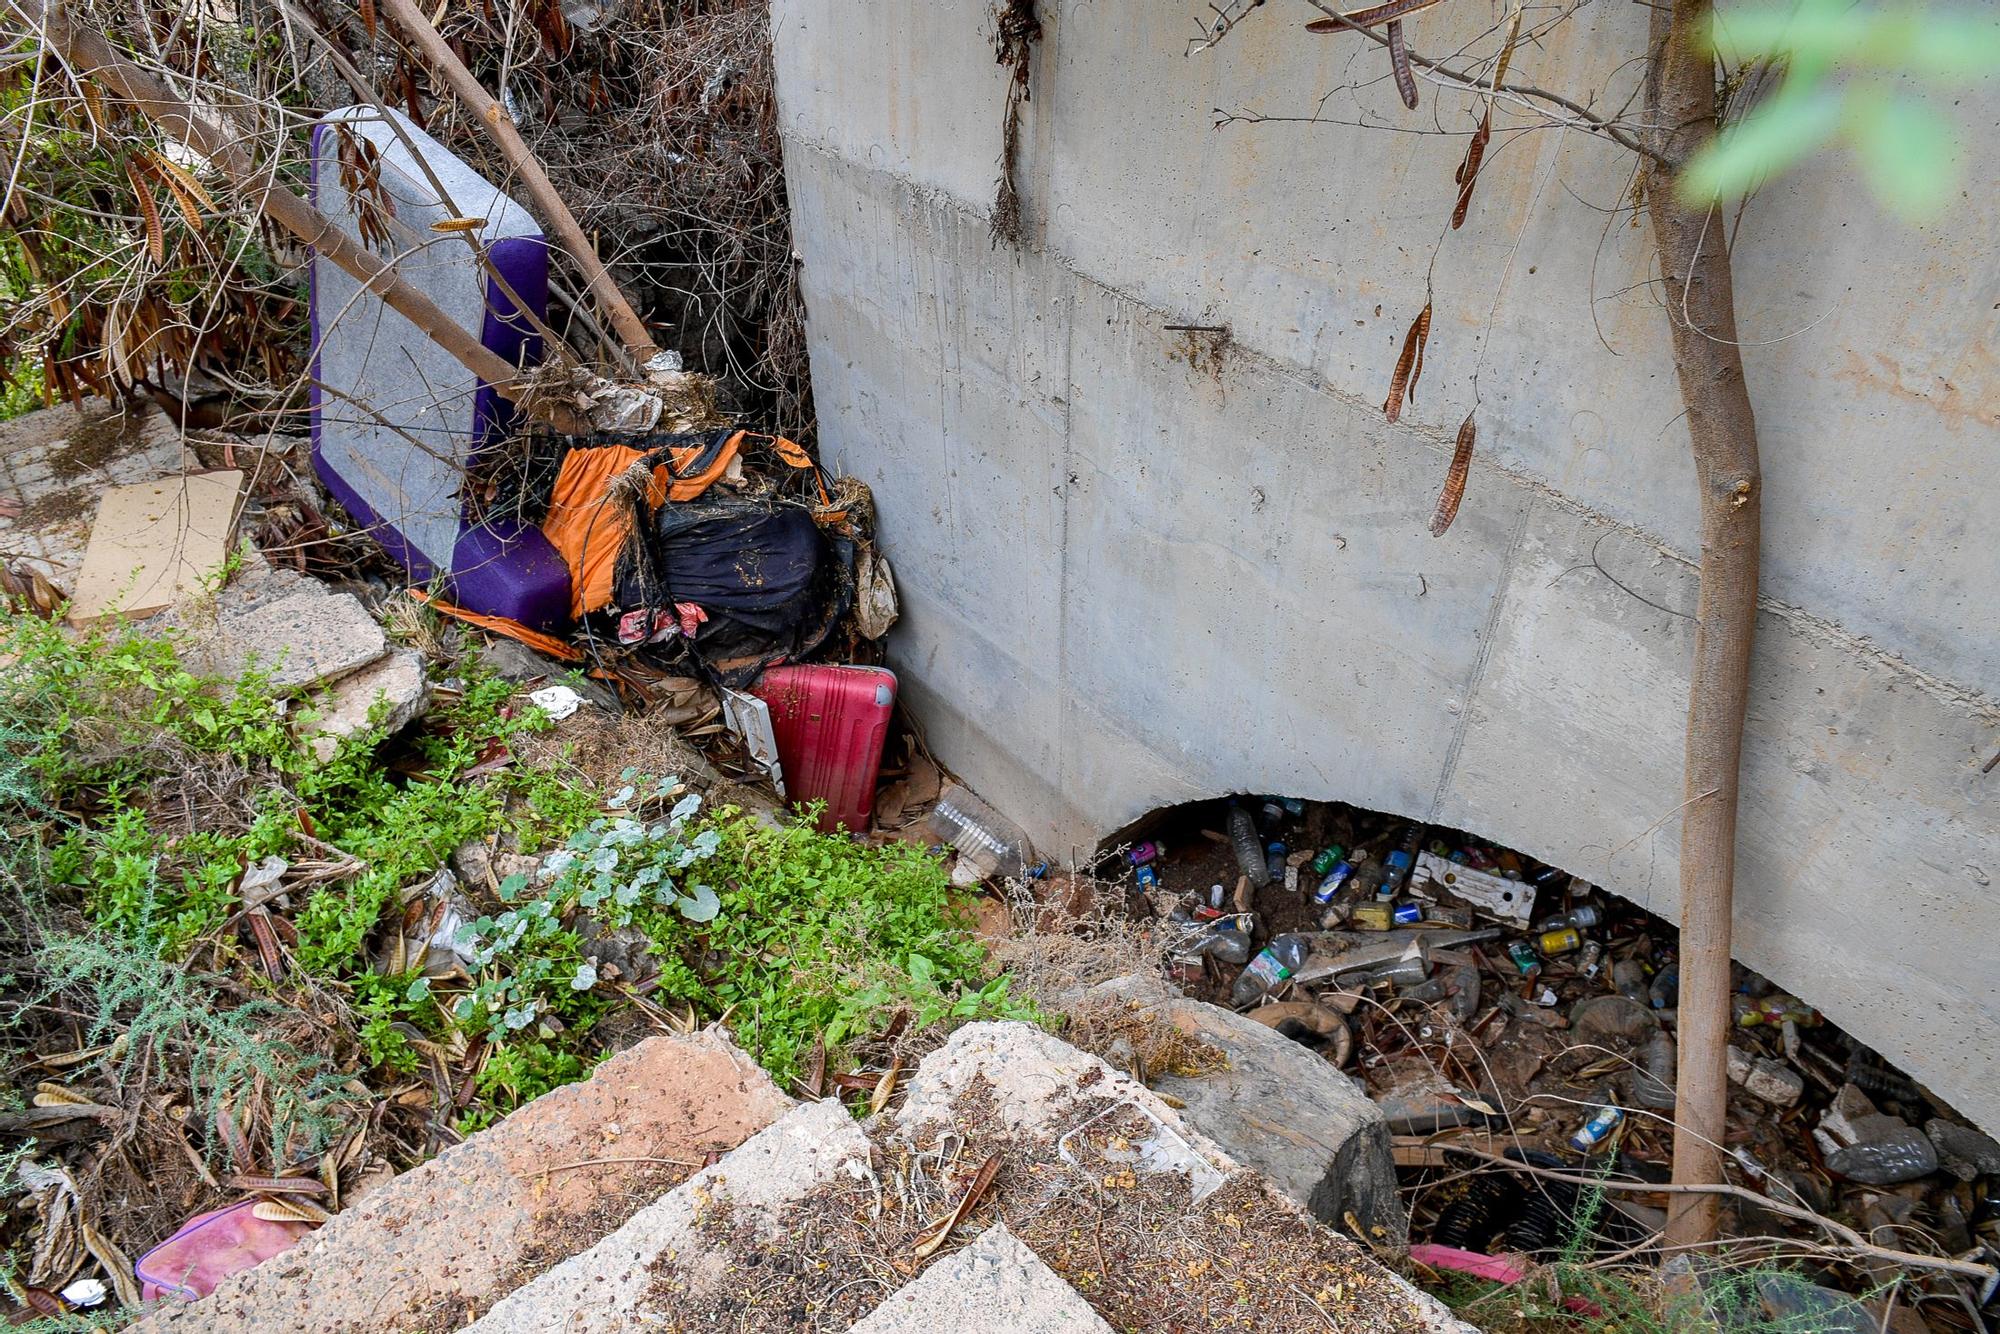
<box><xmin>1056</xmin><ymin>796</ymin><xmax>2000</xmax><ymax>1331</ymax></box>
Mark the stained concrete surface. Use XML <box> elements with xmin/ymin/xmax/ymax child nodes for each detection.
<box><xmin>769</xmin><ymin>0</ymin><xmax>2000</xmax><ymax>1131</ymax></box>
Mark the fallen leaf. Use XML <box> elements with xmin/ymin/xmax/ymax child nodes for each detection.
<box><xmin>910</xmin><ymin>1152</ymin><xmax>1001</xmax><ymax>1260</ymax></box>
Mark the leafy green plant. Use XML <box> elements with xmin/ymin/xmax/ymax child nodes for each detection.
<box><xmin>32</xmin><ymin>927</ymin><xmax>356</xmax><ymax>1168</ymax></box>
<box><xmin>629</xmin><ymin>804</ymin><xmax>1036</xmax><ymax>1087</ymax></box>
<box><xmin>1684</xmin><ymin>0</ymin><xmax>2000</xmax><ymax>217</ymax></box>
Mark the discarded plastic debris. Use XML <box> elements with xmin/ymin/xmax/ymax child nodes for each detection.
<box><xmin>136</xmin><ymin>1199</ymin><xmax>311</xmax><ymax>1302</ymax></box>
<box><xmin>59</xmin><ymin>1276</ymin><xmax>107</xmax><ymax>1308</ymax></box>
<box><xmin>1228</xmin><ymin>805</ymin><xmax>1271</xmax><ymax>889</ymax></box>
<box><xmin>528</xmin><ymin>684</ymin><xmax>586</xmax><ymax>720</ymax></box>
<box><xmin>1631</xmin><ymin>1031</ymin><xmax>1678</xmax><ymax>1111</ymax></box>
<box><xmin>721</xmin><ymin>687</ymin><xmax>787</xmax><ymax>798</ymax></box>
<box><xmin>1410</xmin><ymin>852</ymin><xmax>1532</xmax><ymax>924</ymax></box>
<box><xmin>1231</xmin><ymin>932</ymin><xmax>1310</xmax><ymax>1006</ymax></box>
<box><xmin>1568</xmin><ymin>1104</ymin><xmax>1624</xmax><ymax>1153</ymax></box>
<box><xmin>926</xmin><ymin>785</ymin><xmax>1036</xmax><ymax>886</ymax></box>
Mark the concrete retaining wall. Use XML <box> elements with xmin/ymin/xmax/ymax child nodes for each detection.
<box><xmin>769</xmin><ymin>0</ymin><xmax>1999</xmax><ymax>1130</ymax></box>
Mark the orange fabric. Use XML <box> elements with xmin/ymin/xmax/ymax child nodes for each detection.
<box><xmin>662</xmin><ymin>433</ymin><xmax>743</xmax><ymax>502</ymax></box>
<box><xmin>540</xmin><ymin>433</ymin><xmax>832</xmax><ymax>618</ymax></box>
<box><xmin>406</xmin><ymin>589</ymin><xmax>585</xmax><ymax>662</ymax></box>
<box><xmin>540</xmin><ymin>446</ymin><xmax>662</xmax><ymax>618</ymax></box>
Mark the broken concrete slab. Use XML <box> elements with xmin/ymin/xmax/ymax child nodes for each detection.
<box><xmin>135</xmin><ymin>1029</ymin><xmax>790</xmax><ymax>1334</ymax></box>
<box><xmin>846</xmin><ymin>1225</ymin><xmax>1113</xmax><ymax>1334</ymax></box>
<box><xmin>0</xmin><ymin>401</ymin><xmax>193</xmax><ymax>591</ymax></box>
<box><xmin>463</xmin><ymin>1099</ymin><xmax>871</xmax><ymax>1333</ymax></box>
<box><xmin>305</xmin><ymin>646</ymin><xmax>427</xmax><ymax>761</ymax></box>
<box><xmin>174</xmin><ymin>583</ymin><xmax>387</xmax><ymax>691</ymax></box>
<box><xmin>66</xmin><ymin>470</ymin><xmax>244</xmax><ymax>625</ymax></box>
<box><xmin>1144</xmin><ymin>997</ymin><xmax>1408</xmax><ymax>1242</ymax></box>
<box><xmin>892</xmin><ymin>1022</ymin><xmax>1471</xmax><ymax>1333</ymax></box>
<box><xmin>1727</xmin><ymin>1045</ymin><xmax>1805</xmax><ymax>1107</ymax></box>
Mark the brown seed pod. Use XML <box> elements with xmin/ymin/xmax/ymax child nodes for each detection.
<box><xmin>226</xmin><ymin>1173</ymin><xmax>329</xmax><ymax>1197</ymax></box>
<box><xmin>126</xmin><ymin>159</ymin><xmax>164</xmax><ymax>264</ymax></box>
<box><xmin>251</xmin><ymin>1196</ymin><xmax>332</xmax><ymax>1224</ymax></box>
<box><xmin>1382</xmin><ymin>302</ymin><xmax>1432</xmax><ymax>423</ymax></box>
<box><xmin>1430</xmin><ymin>412</ymin><xmax>1477</xmax><ymax>536</ymax></box>
<box><xmin>1452</xmin><ymin>110</ymin><xmax>1492</xmax><ymax>229</ymax></box>
<box><xmin>1387</xmin><ymin>21</ymin><xmax>1418</xmax><ymax>109</ymax></box>
<box><xmin>1304</xmin><ymin>0</ymin><xmax>1448</xmax><ymax>32</ymax></box>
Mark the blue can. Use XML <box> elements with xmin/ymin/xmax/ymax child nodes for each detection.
<box><xmin>1136</xmin><ymin>864</ymin><xmax>1160</xmax><ymax>894</ymax></box>
<box><xmin>1312</xmin><ymin>862</ymin><xmax>1354</xmax><ymax>905</ymax></box>
<box><xmin>1392</xmin><ymin>902</ymin><xmax>1422</xmax><ymax>925</ymax></box>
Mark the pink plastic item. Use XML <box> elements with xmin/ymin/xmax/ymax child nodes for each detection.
<box><xmin>1408</xmin><ymin>1243</ymin><xmax>1604</xmax><ymax>1317</ymax></box>
<box><xmin>136</xmin><ymin>1200</ymin><xmax>312</xmax><ymax>1302</ymax></box>
<box><xmin>751</xmin><ymin>664</ymin><xmax>897</xmax><ymax>833</ymax></box>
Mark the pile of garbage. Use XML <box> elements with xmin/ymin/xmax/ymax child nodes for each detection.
<box><xmin>1095</xmin><ymin>797</ymin><xmax>1999</xmax><ymax>1328</ymax></box>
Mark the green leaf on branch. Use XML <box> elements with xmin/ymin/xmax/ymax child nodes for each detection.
<box><xmin>1680</xmin><ymin>88</ymin><xmax>1846</xmax><ymax>202</ymax></box>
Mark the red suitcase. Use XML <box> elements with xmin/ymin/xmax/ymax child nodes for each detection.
<box><xmin>751</xmin><ymin>664</ymin><xmax>897</xmax><ymax>833</ymax></box>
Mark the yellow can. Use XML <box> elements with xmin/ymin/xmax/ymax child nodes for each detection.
<box><xmin>1537</xmin><ymin>927</ymin><xmax>1582</xmax><ymax>956</ymax></box>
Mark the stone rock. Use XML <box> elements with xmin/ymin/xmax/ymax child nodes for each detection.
<box><xmin>463</xmin><ymin>1100</ymin><xmax>870</xmax><ymax>1333</ymax></box>
<box><xmin>1727</xmin><ymin>1046</ymin><xmax>1805</xmax><ymax>1107</ymax></box>
<box><xmin>1570</xmin><ymin>995</ymin><xmax>1660</xmax><ymax>1046</ymax></box>
<box><xmin>175</xmin><ymin>583</ymin><xmax>387</xmax><ymax>691</ymax></box>
<box><xmin>1824</xmin><ymin>1125</ymin><xmax>1938</xmax><ymax>1185</ymax></box>
<box><xmin>1926</xmin><ymin>1118</ymin><xmax>2000</xmax><ymax>1181</ymax></box>
<box><xmin>1146</xmin><ymin>998</ymin><xmax>1408</xmax><ymax>1241</ymax></box>
<box><xmin>893</xmin><ymin>1023</ymin><xmax>1467</xmax><ymax>1331</ymax></box>
<box><xmin>847</xmin><ymin>1225</ymin><xmax>1112</xmax><ymax>1334</ymax></box>
<box><xmin>0</xmin><ymin>401</ymin><xmax>191</xmax><ymax>588</ymax></box>
<box><xmin>305</xmin><ymin>647</ymin><xmax>427</xmax><ymax>761</ymax></box>
<box><xmin>450</xmin><ymin>839</ymin><xmax>543</xmax><ymax>892</ymax></box>
<box><xmin>135</xmin><ymin>1030</ymin><xmax>791</xmax><ymax>1334</ymax></box>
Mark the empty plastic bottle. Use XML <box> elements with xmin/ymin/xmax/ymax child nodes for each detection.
<box><xmin>1536</xmin><ymin>905</ymin><xmax>1603</xmax><ymax>931</ymax></box>
<box><xmin>1826</xmin><ymin>1126</ymin><xmax>1939</xmax><ymax>1185</ymax></box>
<box><xmin>1204</xmin><ymin>923</ymin><xmax>1253</xmax><ymax>966</ymax></box>
<box><xmin>1229</xmin><ymin>806</ymin><xmax>1272</xmax><ymax>889</ymax></box>
<box><xmin>1231</xmin><ymin>932</ymin><xmax>1311</xmax><ymax>1005</ymax></box>
<box><xmin>1632</xmin><ymin>1032</ymin><xmax>1678</xmax><ymax>1111</ymax></box>
<box><xmin>1265</xmin><ymin>841</ymin><xmax>1288</xmax><ymax>886</ymax></box>
<box><xmin>1649</xmin><ymin>964</ymin><xmax>1680</xmax><ymax>1010</ymax></box>
<box><xmin>925</xmin><ymin>785</ymin><xmax>1034</xmax><ymax>885</ymax></box>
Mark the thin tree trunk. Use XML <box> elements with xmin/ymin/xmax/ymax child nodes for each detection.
<box><xmin>378</xmin><ymin>0</ymin><xmax>659</xmax><ymax>369</ymax></box>
<box><xmin>29</xmin><ymin>0</ymin><xmax>585</xmax><ymax>432</ymax></box>
<box><xmin>1641</xmin><ymin>0</ymin><xmax>1763</xmax><ymax>1250</ymax></box>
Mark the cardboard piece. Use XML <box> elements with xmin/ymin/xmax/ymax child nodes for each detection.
<box><xmin>66</xmin><ymin>470</ymin><xmax>243</xmax><ymax>625</ymax></box>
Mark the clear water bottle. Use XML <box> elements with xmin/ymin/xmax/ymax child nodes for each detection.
<box><xmin>924</xmin><ymin>785</ymin><xmax>1033</xmax><ymax>885</ymax></box>
<box><xmin>1231</xmin><ymin>933</ymin><xmax>1311</xmax><ymax>1005</ymax></box>
<box><xmin>1229</xmin><ymin>805</ymin><xmax>1272</xmax><ymax>888</ymax></box>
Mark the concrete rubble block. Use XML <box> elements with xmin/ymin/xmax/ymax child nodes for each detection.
<box><xmin>305</xmin><ymin>646</ymin><xmax>428</xmax><ymax>761</ymax></box>
<box><xmin>166</xmin><ymin>573</ymin><xmax>389</xmax><ymax>692</ymax></box>
<box><xmin>135</xmin><ymin>1030</ymin><xmax>791</xmax><ymax>1334</ymax></box>
<box><xmin>1926</xmin><ymin>1118</ymin><xmax>2000</xmax><ymax>1181</ymax></box>
<box><xmin>1726</xmin><ymin>1045</ymin><xmax>1805</xmax><ymax>1107</ymax></box>
<box><xmin>844</xmin><ymin>1224</ymin><xmax>1113</xmax><ymax>1334</ymax></box>
<box><xmin>1146</xmin><ymin>996</ymin><xmax>1408</xmax><ymax>1242</ymax></box>
<box><xmin>463</xmin><ymin>1099</ymin><xmax>872</xmax><ymax>1333</ymax></box>
<box><xmin>0</xmin><ymin>402</ymin><xmax>192</xmax><ymax>586</ymax></box>
<box><xmin>894</xmin><ymin>1023</ymin><xmax>1470</xmax><ymax>1333</ymax></box>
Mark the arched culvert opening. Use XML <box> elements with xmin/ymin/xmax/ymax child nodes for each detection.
<box><xmin>1083</xmin><ymin>793</ymin><xmax>1994</xmax><ymax>1297</ymax></box>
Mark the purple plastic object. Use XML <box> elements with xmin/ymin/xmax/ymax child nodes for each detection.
<box><xmin>308</xmin><ymin>114</ymin><xmax>571</xmax><ymax>630</ymax></box>
<box><xmin>135</xmin><ymin>1199</ymin><xmax>311</xmax><ymax>1302</ymax></box>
